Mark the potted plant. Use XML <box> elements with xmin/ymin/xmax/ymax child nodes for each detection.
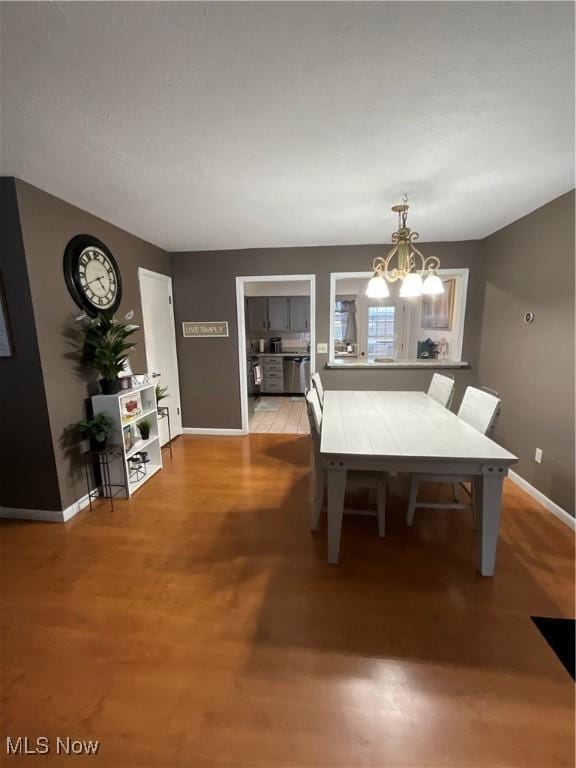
<box><xmin>137</xmin><ymin>419</ymin><xmax>151</xmax><ymax>441</ymax></box>
<box><xmin>77</xmin><ymin>413</ymin><xmax>115</xmax><ymax>452</ymax></box>
<box><xmin>155</xmin><ymin>383</ymin><xmax>169</xmax><ymax>404</ymax></box>
<box><xmin>81</xmin><ymin>311</ymin><xmax>138</xmax><ymax>394</ymax></box>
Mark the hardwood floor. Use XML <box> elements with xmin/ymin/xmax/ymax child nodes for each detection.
<box><xmin>1</xmin><ymin>434</ymin><xmax>574</xmax><ymax>767</ymax></box>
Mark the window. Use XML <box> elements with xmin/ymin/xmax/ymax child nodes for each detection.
<box><xmin>329</xmin><ymin>270</ymin><xmax>469</xmax><ymax>366</ymax></box>
<box><xmin>367</xmin><ymin>305</ymin><xmax>396</xmax><ymax>361</ymax></box>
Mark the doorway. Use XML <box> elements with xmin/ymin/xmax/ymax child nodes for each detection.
<box><xmin>138</xmin><ymin>268</ymin><xmax>183</xmax><ymax>445</ymax></box>
<box><xmin>236</xmin><ymin>274</ymin><xmax>316</xmax><ymax>435</ymax></box>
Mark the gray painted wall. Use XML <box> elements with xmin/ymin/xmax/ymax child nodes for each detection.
<box><xmin>0</xmin><ymin>179</ymin><xmax>62</xmax><ymax>510</ymax></box>
<box><xmin>13</xmin><ymin>179</ymin><xmax>172</xmax><ymax>511</ymax></box>
<box><xmin>4</xmin><ymin>177</ymin><xmax>573</xmax><ymax>520</ymax></box>
<box><xmin>171</xmin><ymin>241</ymin><xmax>484</xmax><ymax>429</ymax></box>
<box><xmin>477</xmin><ymin>190</ymin><xmax>575</xmax><ymax>516</ymax></box>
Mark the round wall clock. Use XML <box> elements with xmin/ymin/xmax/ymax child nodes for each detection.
<box><xmin>63</xmin><ymin>235</ymin><xmax>122</xmax><ymax>316</ymax></box>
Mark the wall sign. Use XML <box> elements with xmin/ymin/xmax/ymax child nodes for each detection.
<box><xmin>182</xmin><ymin>321</ymin><xmax>229</xmax><ymax>338</ymax></box>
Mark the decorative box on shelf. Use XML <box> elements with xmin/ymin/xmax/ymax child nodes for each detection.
<box><xmin>91</xmin><ymin>383</ymin><xmax>162</xmax><ymax>497</ymax></box>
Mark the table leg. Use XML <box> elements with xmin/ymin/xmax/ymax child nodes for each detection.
<box><xmin>327</xmin><ymin>468</ymin><xmax>347</xmax><ymax>565</ymax></box>
<box><xmin>310</xmin><ymin>465</ymin><xmax>325</xmax><ymax>532</ymax></box>
<box><xmin>477</xmin><ymin>469</ymin><xmax>505</xmax><ymax>576</ymax></box>
<box><xmin>472</xmin><ymin>475</ymin><xmax>482</xmax><ymax>530</ymax></box>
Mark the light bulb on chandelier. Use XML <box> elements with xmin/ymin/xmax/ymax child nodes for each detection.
<box><xmin>366</xmin><ymin>274</ymin><xmax>390</xmax><ymax>298</ymax></box>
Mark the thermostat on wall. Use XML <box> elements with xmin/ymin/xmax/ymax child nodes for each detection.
<box><xmin>523</xmin><ymin>311</ymin><xmax>535</xmax><ymax>324</ymax></box>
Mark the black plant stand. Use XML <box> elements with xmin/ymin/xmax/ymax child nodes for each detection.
<box><xmin>158</xmin><ymin>406</ymin><xmax>173</xmax><ymax>459</ymax></box>
<box><xmin>83</xmin><ymin>447</ymin><xmax>127</xmax><ymax>512</ymax></box>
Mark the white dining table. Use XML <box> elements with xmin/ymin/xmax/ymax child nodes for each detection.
<box><xmin>320</xmin><ymin>390</ymin><xmax>518</xmax><ymax>574</ymax></box>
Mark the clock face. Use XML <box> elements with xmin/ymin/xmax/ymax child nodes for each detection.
<box><xmin>77</xmin><ymin>247</ymin><xmax>117</xmax><ymax>310</ymax></box>
<box><xmin>63</xmin><ymin>235</ymin><xmax>122</xmax><ymax>316</ymax></box>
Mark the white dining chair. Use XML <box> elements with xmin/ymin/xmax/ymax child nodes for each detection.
<box><xmin>406</xmin><ymin>386</ymin><xmax>502</xmax><ymax>527</ymax></box>
<box><xmin>427</xmin><ymin>372</ymin><xmax>455</xmax><ymax>408</ymax></box>
<box><xmin>305</xmin><ymin>388</ymin><xmax>386</xmax><ymax>537</ymax></box>
<box><xmin>311</xmin><ymin>372</ymin><xmax>324</xmax><ymax>406</ymax></box>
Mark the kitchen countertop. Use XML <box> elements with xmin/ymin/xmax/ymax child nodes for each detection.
<box><xmin>248</xmin><ymin>352</ymin><xmax>311</xmax><ymax>358</ymax></box>
<box><xmin>326</xmin><ymin>359</ymin><xmax>470</xmax><ymax>369</ymax></box>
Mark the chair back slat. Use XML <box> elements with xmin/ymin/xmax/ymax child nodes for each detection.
<box><xmin>311</xmin><ymin>372</ymin><xmax>324</xmax><ymax>406</ymax></box>
<box><xmin>305</xmin><ymin>388</ymin><xmax>323</xmax><ymax>461</ymax></box>
<box><xmin>458</xmin><ymin>386</ymin><xmax>501</xmax><ymax>435</ymax></box>
<box><xmin>427</xmin><ymin>373</ymin><xmax>455</xmax><ymax>408</ymax></box>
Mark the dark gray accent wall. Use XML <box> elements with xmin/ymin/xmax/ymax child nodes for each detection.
<box><xmin>13</xmin><ymin>179</ymin><xmax>172</xmax><ymax>511</ymax></box>
<box><xmin>171</xmin><ymin>241</ymin><xmax>484</xmax><ymax>430</ymax></box>
<box><xmin>6</xmin><ymin>175</ymin><xmax>573</xmax><ymax>520</ymax></box>
<box><xmin>477</xmin><ymin>190</ymin><xmax>575</xmax><ymax>517</ymax></box>
<box><xmin>0</xmin><ymin>179</ymin><xmax>62</xmax><ymax>510</ymax></box>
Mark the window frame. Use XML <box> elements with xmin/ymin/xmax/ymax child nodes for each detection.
<box><xmin>328</xmin><ymin>269</ymin><xmax>470</xmax><ymax>367</ymax></box>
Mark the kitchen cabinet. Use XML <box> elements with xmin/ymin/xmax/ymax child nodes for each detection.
<box><xmin>289</xmin><ymin>296</ymin><xmax>310</xmax><ymax>331</ymax></box>
<box><xmin>246</xmin><ymin>297</ymin><xmax>268</xmax><ymax>333</ymax></box>
<box><xmin>261</xmin><ymin>356</ymin><xmax>284</xmax><ymax>393</ymax></box>
<box><xmin>246</xmin><ymin>296</ymin><xmax>311</xmax><ymax>334</ymax></box>
<box><xmin>268</xmin><ymin>297</ymin><xmax>290</xmax><ymax>331</ymax></box>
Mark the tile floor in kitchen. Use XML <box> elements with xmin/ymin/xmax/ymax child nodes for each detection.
<box><xmin>249</xmin><ymin>396</ymin><xmax>310</xmax><ymax>434</ymax></box>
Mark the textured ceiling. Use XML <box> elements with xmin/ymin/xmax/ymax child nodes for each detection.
<box><xmin>1</xmin><ymin>2</ymin><xmax>573</xmax><ymax>251</ymax></box>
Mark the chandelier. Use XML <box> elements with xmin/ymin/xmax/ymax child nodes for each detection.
<box><xmin>366</xmin><ymin>196</ymin><xmax>444</xmax><ymax>299</ymax></box>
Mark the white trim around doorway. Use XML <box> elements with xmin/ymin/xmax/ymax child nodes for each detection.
<box><xmin>236</xmin><ymin>274</ymin><xmax>316</xmax><ymax>435</ymax></box>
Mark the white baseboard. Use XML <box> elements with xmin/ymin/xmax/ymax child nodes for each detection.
<box><xmin>508</xmin><ymin>470</ymin><xmax>575</xmax><ymax>531</ymax></box>
<box><xmin>0</xmin><ymin>506</ymin><xmax>64</xmax><ymax>523</ymax></box>
<box><xmin>0</xmin><ymin>488</ymin><xmax>97</xmax><ymax>524</ymax></box>
<box><xmin>182</xmin><ymin>427</ymin><xmax>245</xmax><ymax>436</ymax></box>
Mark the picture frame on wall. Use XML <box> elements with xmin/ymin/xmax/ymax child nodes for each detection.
<box><xmin>0</xmin><ymin>271</ymin><xmax>14</xmax><ymax>357</ymax></box>
<box><xmin>421</xmin><ymin>278</ymin><xmax>456</xmax><ymax>330</ymax></box>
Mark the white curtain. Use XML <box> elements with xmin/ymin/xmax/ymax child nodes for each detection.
<box><xmin>340</xmin><ymin>300</ymin><xmax>357</xmax><ymax>343</ymax></box>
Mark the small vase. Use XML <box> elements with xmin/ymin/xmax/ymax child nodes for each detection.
<box><xmin>89</xmin><ymin>436</ymin><xmax>107</xmax><ymax>453</ymax></box>
<box><xmin>100</xmin><ymin>378</ymin><xmax>120</xmax><ymax>395</ymax></box>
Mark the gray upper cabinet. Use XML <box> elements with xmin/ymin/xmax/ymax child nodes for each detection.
<box><xmin>246</xmin><ymin>297</ymin><xmax>268</xmax><ymax>333</ymax></box>
<box><xmin>268</xmin><ymin>297</ymin><xmax>290</xmax><ymax>331</ymax></box>
<box><xmin>246</xmin><ymin>295</ymin><xmax>310</xmax><ymax>334</ymax></box>
<box><xmin>289</xmin><ymin>296</ymin><xmax>310</xmax><ymax>331</ymax></box>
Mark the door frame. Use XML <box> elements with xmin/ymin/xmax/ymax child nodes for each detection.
<box><xmin>236</xmin><ymin>274</ymin><xmax>316</xmax><ymax>435</ymax></box>
<box><xmin>138</xmin><ymin>267</ymin><xmax>183</xmax><ymax>437</ymax></box>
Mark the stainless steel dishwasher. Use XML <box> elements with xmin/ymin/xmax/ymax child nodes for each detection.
<box><xmin>283</xmin><ymin>357</ymin><xmax>310</xmax><ymax>394</ymax></box>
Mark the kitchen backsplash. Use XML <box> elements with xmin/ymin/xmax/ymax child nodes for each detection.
<box><xmin>247</xmin><ymin>331</ymin><xmax>310</xmax><ymax>353</ymax></box>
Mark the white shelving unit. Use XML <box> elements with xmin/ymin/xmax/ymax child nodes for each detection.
<box><xmin>92</xmin><ymin>383</ymin><xmax>162</xmax><ymax>497</ymax></box>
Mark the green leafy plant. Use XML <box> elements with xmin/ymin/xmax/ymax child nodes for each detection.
<box><xmin>81</xmin><ymin>311</ymin><xmax>138</xmax><ymax>391</ymax></box>
<box><xmin>155</xmin><ymin>383</ymin><xmax>169</xmax><ymax>403</ymax></box>
<box><xmin>137</xmin><ymin>419</ymin><xmax>151</xmax><ymax>440</ymax></box>
<box><xmin>77</xmin><ymin>413</ymin><xmax>114</xmax><ymax>450</ymax></box>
